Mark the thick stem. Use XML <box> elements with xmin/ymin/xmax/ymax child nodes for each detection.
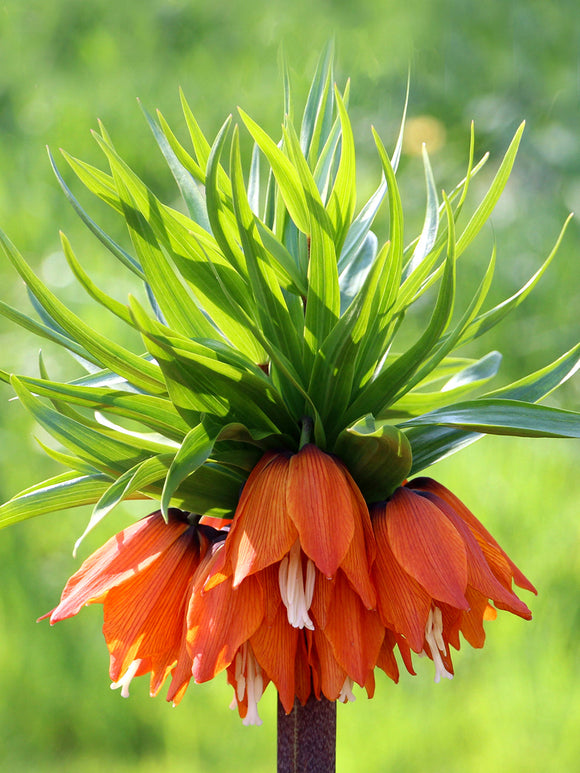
<box><xmin>277</xmin><ymin>694</ymin><xmax>336</xmax><ymax>773</ymax></box>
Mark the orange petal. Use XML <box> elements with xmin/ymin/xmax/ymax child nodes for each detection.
<box><xmin>386</xmin><ymin>487</ymin><xmax>469</xmax><ymax>609</ymax></box>
<box><xmin>226</xmin><ymin>452</ymin><xmax>297</xmax><ymax>587</ymax></box>
<box><xmin>102</xmin><ymin>527</ymin><xmax>199</xmax><ymax>683</ymax></box>
<box><xmin>188</xmin><ymin>572</ymin><xmax>264</xmax><ymax>683</ymax></box>
<box><xmin>376</xmin><ymin>629</ymin><xmax>400</xmax><ymax>683</ymax></box>
<box><xmin>310</xmin><ymin>571</ymin><xmax>335</xmax><ymax>630</ymax></box>
<box><xmin>49</xmin><ymin>510</ymin><xmax>192</xmax><ymax>622</ymax></box>
<box><xmin>371</xmin><ymin>503</ymin><xmax>432</xmax><ymax>652</ymax></box>
<box><xmin>339</xmin><ymin>473</ymin><xmax>376</xmax><ymax>609</ymax></box>
<box><xmin>287</xmin><ymin>445</ymin><xmax>354</xmax><ymax>577</ymax></box>
<box><xmin>409</xmin><ymin>477</ymin><xmax>536</xmax><ymax>594</ymax></box>
<box><xmin>250</xmin><ymin>602</ymin><xmax>299</xmax><ymax>714</ymax></box>
<box><xmin>311</xmin><ymin>628</ymin><xmax>348</xmax><ymax>702</ymax></box>
<box><xmin>419</xmin><ymin>490</ymin><xmax>532</xmax><ymax>619</ymax></box>
<box><xmin>459</xmin><ymin>587</ymin><xmax>491</xmax><ymax>648</ymax></box>
<box><xmin>322</xmin><ymin>572</ymin><xmax>384</xmax><ymax>686</ymax></box>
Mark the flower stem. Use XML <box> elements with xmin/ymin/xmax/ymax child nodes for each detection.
<box><xmin>299</xmin><ymin>416</ymin><xmax>314</xmax><ymax>449</ymax></box>
<box><xmin>277</xmin><ymin>694</ymin><xmax>336</xmax><ymax>773</ymax></box>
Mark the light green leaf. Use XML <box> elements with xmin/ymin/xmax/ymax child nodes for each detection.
<box><xmin>455</xmin><ymin>122</ymin><xmax>525</xmax><ymax>257</ymax></box>
<box><xmin>48</xmin><ymin>149</ymin><xmax>143</xmax><ymax>278</ymax></box>
<box><xmin>300</xmin><ymin>41</ymin><xmax>335</xmax><ymax>163</ymax></box>
<box><xmin>75</xmin><ymin>454</ymin><xmax>172</xmax><ymax>555</ymax></box>
<box><xmin>0</xmin><ymin>229</ymin><xmax>165</xmax><ymax>393</ymax></box>
<box><xmin>11</xmin><ymin>376</ymin><xmax>157</xmax><ymax>475</ymax></box>
<box><xmin>239</xmin><ymin>108</ymin><xmax>311</xmax><ymax>234</ymax></box>
<box><xmin>403</xmin><ymin>144</ymin><xmax>439</xmax><ymax>279</ymax></box>
<box><xmin>161</xmin><ymin>423</ymin><xmax>219</xmax><ymax>518</ymax></box>
<box><xmin>386</xmin><ymin>351</ymin><xmax>502</xmax><ymax>417</ymax></box>
<box><xmin>458</xmin><ymin>215</ymin><xmax>573</xmax><ymax>345</ymax></box>
<box><xmin>0</xmin><ymin>473</ymin><xmax>114</xmax><ymax>529</ymax></box>
<box><xmin>401</xmin><ymin>398</ymin><xmax>580</xmax><ymax>438</ymax></box>
<box><xmin>140</xmin><ymin>100</ymin><xmax>211</xmax><ymax>230</ymax></box>
<box><xmin>325</xmin><ymin>87</ymin><xmax>356</xmax><ymax>252</ymax></box>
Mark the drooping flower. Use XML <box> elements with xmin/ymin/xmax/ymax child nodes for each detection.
<box><xmin>213</xmin><ymin>444</ymin><xmax>383</xmax><ymax>715</ymax></box>
<box><xmin>44</xmin><ymin>509</ymin><xmax>226</xmax><ymax>705</ymax></box>
<box><xmin>370</xmin><ymin>478</ymin><xmax>535</xmax><ymax>683</ymax></box>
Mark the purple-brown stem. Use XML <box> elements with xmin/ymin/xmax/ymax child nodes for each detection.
<box><xmin>277</xmin><ymin>694</ymin><xmax>336</xmax><ymax>773</ymax></box>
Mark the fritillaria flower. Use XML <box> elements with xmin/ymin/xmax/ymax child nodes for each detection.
<box><xmin>2</xmin><ymin>48</ymin><xmax>578</xmax><ymax>751</ymax></box>
<box><xmin>43</xmin><ymin>509</ymin><xmax>226</xmax><ymax>705</ymax></box>
<box><xmin>370</xmin><ymin>478</ymin><xmax>535</xmax><ymax>682</ymax></box>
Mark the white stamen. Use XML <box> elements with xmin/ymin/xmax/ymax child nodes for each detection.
<box><xmin>110</xmin><ymin>658</ymin><xmax>142</xmax><ymax>698</ymax></box>
<box><xmin>229</xmin><ymin>643</ymin><xmax>264</xmax><ymax>726</ymax></box>
<box><xmin>278</xmin><ymin>541</ymin><xmax>315</xmax><ymax>630</ymax></box>
<box><xmin>338</xmin><ymin>677</ymin><xmax>356</xmax><ymax>703</ymax></box>
<box><xmin>424</xmin><ymin>606</ymin><xmax>453</xmax><ymax>683</ymax></box>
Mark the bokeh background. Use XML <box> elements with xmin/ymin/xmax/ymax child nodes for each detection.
<box><xmin>0</xmin><ymin>0</ymin><xmax>579</xmax><ymax>771</ymax></box>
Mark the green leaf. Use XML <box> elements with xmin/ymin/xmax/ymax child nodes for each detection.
<box><xmin>10</xmin><ymin>373</ymin><xmax>189</xmax><ymax>440</ymax></box>
<box><xmin>350</xmin><ymin>129</ymin><xmax>405</xmax><ymax>387</ymax></box>
<box><xmin>300</xmin><ymin>41</ymin><xmax>335</xmax><ymax>163</ymax></box>
<box><xmin>487</xmin><ymin>343</ymin><xmax>580</xmax><ymax>402</ymax></box>
<box><xmin>401</xmin><ymin>398</ymin><xmax>580</xmax><ymax>438</ymax></box>
<box><xmin>339</xmin><ymin>231</ymin><xmax>378</xmax><ymax>313</ymax></box>
<box><xmin>0</xmin><ymin>228</ymin><xmax>165</xmax><ymax>394</ymax></box>
<box><xmin>48</xmin><ymin>149</ymin><xmax>143</xmax><ymax>278</ymax></box>
<box><xmin>161</xmin><ymin>423</ymin><xmax>220</xmax><ymax>518</ymax></box>
<box><xmin>458</xmin><ymin>215</ymin><xmax>573</xmax><ymax>345</ymax></box>
<box><xmin>229</xmin><ymin>127</ymin><xmax>304</xmax><ymax>371</ymax></box>
<box><xmin>139</xmin><ymin>100</ymin><xmax>211</xmax><ymax>231</ymax></box>
<box><xmin>60</xmin><ymin>233</ymin><xmax>135</xmax><ymax>326</ymax></box>
<box><xmin>11</xmin><ymin>376</ymin><xmax>158</xmax><ymax>475</ymax></box>
<box><xmin>239</xmin><ymin>108</ymin><xmax>311</xmax><ymax>234</ymax></box>
<box><xmin>345</xmin><ymin>192</ymin><xmax>456</xmax><ymax>424</ymax></box>
<box><xmin>0</xmin><ymin>473</ymin><xmax>114</xmax><ymax>529</ymax></box>
<box><xmin>75</xmin><ymin>454</ymin><xmax>173</xmax><ymax>554</ymax></box>
<box><xmin>179</xmin><ymin>88</ymin><xmax>232</xmax><ymax>195</ymax></box>
<box><xmin>455</xmin><ymin>122</ymin><xmax>525</xmax><ymax>258</ymax></box>
<box><xmin>0</xmin><ymin>299</ymin><xmax>99</xmax><ymax>365</ymax></box>
<box><xmin>283</xmin><ymin>121</ymin><xmax>340</xmax><ymax>360</ymax></box>
<box><xmin>325</xmin><ymin>87</ymin><xmax>356</xmax><ymax>252</ymax></box>
<box><xmin>406</xmin><ymin>344</ymin><xmax>580</xmax><ymax>473</ymax></box>
<box><xmin>130</xmin><ymin>297</ymin><xmax>295</xmax><ymax>433</ymax></box>
<box><xmin>386</xmin><ymin>351</ymin><xmax>502</xmax><ymax>417</ymax></box>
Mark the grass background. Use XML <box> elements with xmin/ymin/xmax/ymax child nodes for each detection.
<box><xmin>0</xmin><ymin>0</ymin><xmax>579</xmax><ymax>770</ymax></box>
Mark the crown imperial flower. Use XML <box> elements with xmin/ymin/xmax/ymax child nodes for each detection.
<box><xmin>1</xmin><ymin>49</ymin><xmax>579</xmax><ymax>732</ymax></box>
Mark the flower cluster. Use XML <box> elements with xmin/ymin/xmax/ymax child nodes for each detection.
<box><xmin>46</xmin><ymin>444</ymin><xmax>534</xmax><ymax>725</ymax></box>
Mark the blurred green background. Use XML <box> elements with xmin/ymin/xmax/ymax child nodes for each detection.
<box><xmin>0</xmin><ymin>0</ymin><xmax>579</xmax><ymax>770</ymax></box>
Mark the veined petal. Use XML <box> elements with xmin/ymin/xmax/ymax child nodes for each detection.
<box><xmin>188</xmin><ymin>565</ymin><xmax>264</xmax><ymax>683</ymax></box>
<box><xmin>103</xmin><ymin>528</ymin><xmax>200</xmax><ymax>682</ymax></box>
<box><xmin>409</xmin><ymin>478</ymin><xmax>536</xmax><ymax>594</ymax></box>
<box><xmin>250</xmin><ymin>602</ymin><xmax>299</xmax><ymax>714</ymax></box>
<box><xmin>226</xmin><ymin>452</ymin><xmax>297</xmax><ymax>587</ymax></box>
<box><xmin>311</xmin><ymin>628</ymin><xmax>348</xmax><ymax>702</ymax></box>
<box><xmin>296</xmin><ymin>631</ymin><xmax>314</xmax><ymax>706</ymax></box>
<box><xmin>322</xmin><ymin>572</ymin><xmax>384</xmax><ymax>687</ymax></box>
<box><xmin>376</xmin><ymin>629</ymin><xmax>400</xmax><ymax>683</ymax></box>
<box><xmin>287</xmin><ymin>445</ymin><xmax>354</xmax><ymax>577</ymax></box>
<box><xmin>371</xmin><ymin>502</ymin><xmax>432</xmax><ymax>652</ymax></box>
<box><xmin>417</xmin><ymin>490</ymin><xmax>532</xmax><ymax>619</ymax></box>
<box><xmin>386</xmin><ymin>488</ymin><xmax>469</xmax><ymax>609</ymax></box>
<box><xmin>339</xmin><ymin>473</ymin><xmax>376</xmax><ymax>609</ymax></box>
<box><xmin>48</xmin><ymin>510</ymin><xmax>192</xmax><ymax>622</ymax></box>
<box><xmin>459</xmin><ymin>587</ymin><xmax>493</xmax><ymax>648</ymax></box>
